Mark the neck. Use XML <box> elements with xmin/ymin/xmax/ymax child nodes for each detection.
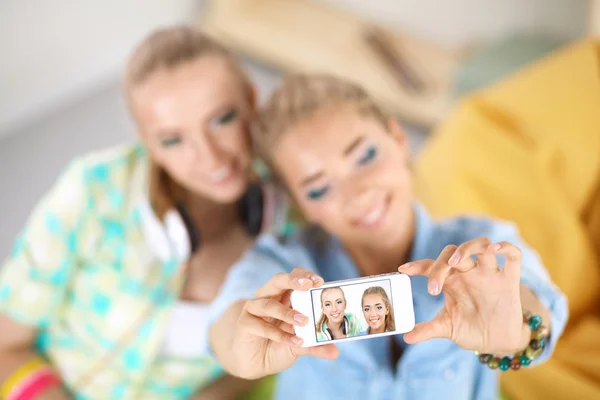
<box><xmin>182</xmin><ymin>192</ymin><xmax>241</xmax><ymax>241</ymax></box>
<box><xmin>347</xmin><ymin>208</ymin><xmax>416</xmax><ymax>276</ymax></box>
<box><xmin>328</xmin><ymin>320</ymin><xmax>343</xmax><ymax>333</ymax></box>
<box><xmin>370</xmin><ymin>325</ymin><xmax>386</xmax><ymax>334</ymax></box>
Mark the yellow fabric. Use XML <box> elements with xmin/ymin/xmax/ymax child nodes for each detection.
<box><xmin>414</xmin><ymin>39</ymin><xmax>600</xmax><ymax>399</ymax></box>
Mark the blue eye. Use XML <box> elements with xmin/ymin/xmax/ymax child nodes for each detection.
<box><xmin>376</xmin><ymin>305</ymin><xmax>383</xmax><ymax>310</ymax></box>
<box><xmin>161</xmin><ymin>137</ymin><xmax>182</xmax><ymax>147</ymax></box>
<box><xmin>358</xmin><ymin>146</ymin><xmax>378</xmax><ymax>165</ymax></box>
<box><xmin>363</xmin><ymin>307</ymin><xmax>370</xmax><ymax>312</ymax></box>
<box><xmin>306</xmin><ymin>186</ymin><xmax>330</xmax><ymax>200</ymax></box>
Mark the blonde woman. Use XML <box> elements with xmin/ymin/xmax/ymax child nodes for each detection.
<box><xmin>360</xmin><ymin>286</ymin><xmax>395</xmax><ymax>335</ymax></box>
<box><xmin>0</xmin><ymin>26</ymin><xmax>289</xmax><ymax>400</ymax></box>
<box><xmin>315</xmin><ymin>287</ymin><xmax>364</xmax><ymax>341</ymax></box>
<box><xmin>208</xmin><ymin>74</ymin><xmax>567</xmax><ymax>399</ymax></box>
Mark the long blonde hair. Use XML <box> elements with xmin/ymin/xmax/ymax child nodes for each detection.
<box><xmin>124</xmin><ymin>25</ymin><xmax>252</xmax><ymax>220</ymax></box>
<box><xmin>361</xmin><ymin>286</ymin><xmax>395</xmax><ymax>332</ymax></box>
<box><xmin>317</xmin><ymin>287</ymin><xmax>346</xmax><ymax>333</ymax></box>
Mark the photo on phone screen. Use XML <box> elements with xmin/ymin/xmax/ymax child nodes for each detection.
<box><xmin>311</xmin><ymin>278</ymin><xmax>395</xmax><ymax>342</ymax></box>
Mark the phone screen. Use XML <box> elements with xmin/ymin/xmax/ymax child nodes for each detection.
<box><xmin>310</xmin><ymin>278</ymin><xmax>396</xmax><ymax>342</ymax></box>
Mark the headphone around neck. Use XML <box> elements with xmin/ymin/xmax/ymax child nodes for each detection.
<box><xmin>174</xmin><ymin>182</ymin><xmax>285</xmax><ymax>255</ymax></box>
<box><xmin>324</xmin><ymin>315</ymin><xmax>349</xmax><ymax>340</ymax></box>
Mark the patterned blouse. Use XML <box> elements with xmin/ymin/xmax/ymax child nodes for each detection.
<box><xmin>0</xmin><ymin>144</ymin><xmax>289</xmax><ymax>400</ymax></box>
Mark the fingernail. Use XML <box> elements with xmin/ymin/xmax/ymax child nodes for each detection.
<box><xmin>294</xmin><ymin>313</ymin><xmax>306</xmax><ymax>323</ymax></box>
<box><xmin>291</xmin><ymin>336</ymin><xmax>303</xmax><ymax>345</ymax></box>
<box><xmin>449</xmin><ymin>252</ymin><xmax>460</xmax><ymax>266</ymax></box>
<box><xmin>428</xmin><ymin>280</ymin><xmax>439</xmax><ymax>295</ymax></box>
<box><xmin>399</xmin><ymin>262</ymin><xmax>411</xmax><ymax>269</ymax></box>
<box><xmin>297</xmin><ymin>278</ymin><xmax>308</xmax><ymax>285</ymax></box>
<box><xmin>491</xmin><ymin>243</ymin><xmax>501</xmax><ymax>251</ymax></box>
<box><xmin>310</xmin><ymin>275</ymin><xmax>320</xmax><ymax>282</ymax></box>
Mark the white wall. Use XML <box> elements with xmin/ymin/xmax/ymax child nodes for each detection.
<box><xmin>0</xmin><ymin>0</ymin><xmax>204</xmax><ymax>137</ymax></box>
<box><xmin>0</xmin><ymin>0</ymin><xmax>587</xmax><ymax>138</ymax></box>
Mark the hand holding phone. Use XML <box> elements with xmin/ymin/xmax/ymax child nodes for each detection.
<box><xmin>230</xmin><ymin>268</ymin><xmax>339</xmax><ymax>379</ymax></box>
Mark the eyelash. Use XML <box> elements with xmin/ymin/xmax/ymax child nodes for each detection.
<box><xmin>213</xmin><ymin>109</ymin><xmax>238</xmax><ymax>127</ymax></box>
<box><xmin>161</xmin><ymin>137</ymin><xmax>182</xmax><ymax>147</ymax></box>
<box><xmin>364</xmin><ymin>306</ymin><xmax>384</xmax><ymax>311</ymax></box>
<box><xmin>358</xmin><ymin>146</ymin><xmax>378</xmax><ymax>165</ymax></box>
<box><xmin>307</xmin><ymin>186</ymin><xmax>330</xmax><ymax>200</ymax></box>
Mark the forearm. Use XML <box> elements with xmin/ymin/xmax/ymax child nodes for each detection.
<box><xmin>191</xmin><ymin>374</ymin><xmax>259</xmax><ymax>400</ymax></box>
<box><xmin>0</xmin><ymin>348</ymin><xmax>70</xmax><ymax>400</ymax></box>
<box><xmin>517</xmin><ymin>284</ymin><xmax>552</xmax><ymax>349</ymax></box>
<box><xmin>209</xmin><ymin>300</ymin><xmax>246</xmax><ymax>376</ymax></box>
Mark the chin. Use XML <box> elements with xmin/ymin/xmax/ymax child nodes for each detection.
<box><xmin>197</xmin><ymin>180</ymin><xmax>248</xmax><ymax>204</ymax></box>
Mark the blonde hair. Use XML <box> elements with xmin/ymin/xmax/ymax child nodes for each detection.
<box><xmin>253</xmin><ymin>73</ymin><xmax>388</xmax><ymax>178</ymax></box>
<box><xmin>361</xmin><ymin>286</ymin><xmax>395</xmax><ymax>332</ymax></box>
<box><xmin>317</xmin><ymin>287</ymin><xmax>346</xmax><ymax>333</ymax></box>
<box><xmin>124</xmin><ymin>25</ymin><xmax>252</xmax><ymax>219</ymax></box>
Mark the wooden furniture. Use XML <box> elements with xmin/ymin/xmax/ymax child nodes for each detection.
<box><xmin>200</xmin><ymin>0</ymin><xmax>464</xmax><ymax>129</ymax></box>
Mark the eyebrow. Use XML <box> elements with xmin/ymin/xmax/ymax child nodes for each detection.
<box><xmin>300</xmin><ymin>171</ymin><xmax>324</xmax><ymax>187</ymax></box>
<box><xmin>343</xmin><ymin>136</ymin><xmax>365</xmax><ymax>156</ymax></box>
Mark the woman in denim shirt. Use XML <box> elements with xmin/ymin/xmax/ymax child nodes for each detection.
<box><xmin>207</xmin><ymin>74</ymin><xmax>568</xmax><ymax>400</ymax></box>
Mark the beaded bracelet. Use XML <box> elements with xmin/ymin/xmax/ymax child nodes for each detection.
<box><xmin>475</xmin><ymin>312</ymin><xmax>550</xmax><ymax>371</ymax></box>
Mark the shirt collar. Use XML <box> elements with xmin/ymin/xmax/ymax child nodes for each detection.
<box><xmin>324</xmin><ymin>202</ymin><xmax>436</xmax><ymax>278</ymax></box>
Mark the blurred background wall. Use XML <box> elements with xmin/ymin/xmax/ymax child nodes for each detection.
<box><xmin>0</xmin><ymin>0</ymin><xmax>590</xmax><ymax>257</ymax></box>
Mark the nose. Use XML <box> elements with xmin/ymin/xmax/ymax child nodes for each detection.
<box><xmin>191</xmin><ymin>134</ymin><xmax>227</xmax><ymax>168</ymax></box>
<box><xmin>345</xmin><ymin>188</ymin><xmax>379</xmax><ymax>219</ymax></box>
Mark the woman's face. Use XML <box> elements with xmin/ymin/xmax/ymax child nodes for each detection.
<box><xmin>272</xmin><ymin>106</ymin><xmax>413</xmax><ymax>248</ymax></box>
<box><xmin>362</xmin><ymin>293</ymin><xmax>389</xmax><ymax>332</ymax></box>
<box><xmin>321</xmin><ymin>288</ymin><xmax>346</xmax><ymax>325</ymax></box>
<box><xmin>131</xmin><ymin>56</ymin><xmax>253</xmax><ymax>203</ymax></box>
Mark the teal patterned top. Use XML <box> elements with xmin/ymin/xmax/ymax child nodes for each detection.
<box><xmin>0</xmin><ymin>144</ymin><xmax>288</xmax><ymax>399</ymax></box>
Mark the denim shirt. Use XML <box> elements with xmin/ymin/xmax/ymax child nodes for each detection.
<box><xmin>209</xmin><ymin>204</ymin><xmax>568</xmax><ymax>400</ymax></box>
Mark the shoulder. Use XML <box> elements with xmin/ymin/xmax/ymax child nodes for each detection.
<box><xmin>345</xmin><ymin>312</ymin><xmax>363</xmax><ymax>325</ymax></box>
<box><xmin>72</xmin><ymin>144</ymin><xmax>149</xmax><ymax>213</ymax></box>
<box><xmin>246</xmin><ymin>231</ymin><xmax>323</xmax><ymax>274</ymax></box>
<box><xmin>428</xmin><ymin>212</ymin><xmax>523</xmax><ymax>252</ymax></box>
<box><xmin>76</xmin><ymin>144</ymin><xmax>147</xmax><ymax>185</ymax></box>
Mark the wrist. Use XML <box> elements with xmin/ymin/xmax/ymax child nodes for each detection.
<box><xmin>516</xmin><ymin>321</ymin><xmax>532</xmax><ymax>352</ymax></box>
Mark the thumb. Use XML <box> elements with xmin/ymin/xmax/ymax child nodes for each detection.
<box><xmin>292</xmin><ymin>344</ymin><xmax>339</xmax><ymax>360</ymax></box>
<box><xmin>403</xmin><ymin>319</ymin><xmax>451</xmax><ymax>344</ymax></box>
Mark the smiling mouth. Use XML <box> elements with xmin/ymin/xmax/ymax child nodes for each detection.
<box><xmin>206</xmin><ymin>164</ymin><xmax>238</xmax><ymax>184</ymax></box>
<box><xmin>330</xmin><ymin>312</ymin><xmax>341</xmax><ymax>318</ymax></box>
<box><xmin>369</xmin><ymin>317</ymin><xmax>381</xmax><ymax>324</ymax></box>
<box><xmin>354</xmin><ymin>193</ymin><xmax>392</xmax><ymax>229</ymax></box>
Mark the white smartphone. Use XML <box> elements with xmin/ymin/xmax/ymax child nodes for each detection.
<box><xmin>290</xmin><ymin>272</ymin><xmax>415</xmax><ymax>347</ymax></box>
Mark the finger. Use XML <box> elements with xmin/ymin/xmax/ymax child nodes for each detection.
<box><xmin>255</xmin><ymin>268</ymin><xmax>323</xmax><ymax>298</ymax></box>
<box><xmin>449</xmin><ymin>237</ymin><xmax>496</xmax><ymax>270</ymax></box>
<box><xmin>427</xmin><ymin>245</ymin><xmax>457</xmax><ymax>295</ymax></box>
<box><xmin>244</xmin><ymin>314</ymin><xmax>304</xmax><ymax>346</ymax></box>
<box><xmin>244</xmin><ymin>298</ymin><xmax>308</xmax><ymax>326</ymax></box>
<box><xmin>279</xmin><ymin>321</ymin><xmax>296</xmax><ymax>335</ymax></box>
<box><xmin>403</xmin><ymin>319</ymin><xmax>451</xmax><ymax>344</ymax></box>
<box><xmin>490</xmin><ymin>241</ymin><xmax>522</xmax><ymax>277</ymax></box>
<box><xmin>301</xmin><ymin>344</ymin><xmax>340</xmax><ymax>360</ymax></box>
<box><xmin>398</xmin><ymin>259</ymin><xmax>434</xmax><ymax>276</ymax></box>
